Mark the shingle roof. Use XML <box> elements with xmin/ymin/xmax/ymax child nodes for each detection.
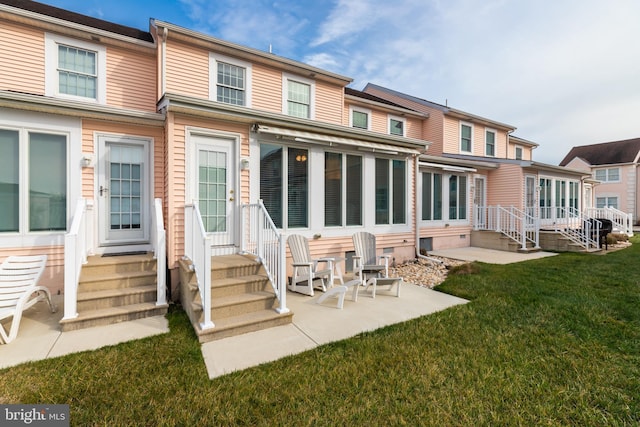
<box><xmin>559</xmin><ymin>137</ymin><xmax>640</xmax><ymax>166</ymax></box>
<box><xmin>1</xmin><ymin>0</ymin><xmax>154</xmax><ymax>43</ymax></box>
<box><xmin>345</xmin><ymin>87</ymin><xmax>411</xmax><ymax>110</ymax></box>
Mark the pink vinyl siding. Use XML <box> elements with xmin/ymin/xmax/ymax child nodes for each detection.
<box><xmin>0</xmin><ymin>22</ymin><xmax>45</xmax><ymax>95</ymax></box>
<box><xmin>165</xmin><ymin>40</ymin><xmax>209</xmax><ymax>98</ymax></box>
<box><xmin>487</xmin><ymin>164</ymin><xmax>524</xmax><ymax>208</ymax></box>
<box><xmin>442</xmin><ymin>116</ymin><xmax>459</xmax><ymax>154</ymax></box>
<box><xmin>314</xmin><ymin>80</ymin><xmax>343</xmax><ymax>125</ymax></box>
<box><xmin>419</xmin><ymin>225</ymin><xmax>472</xmax><ymax>250</ymax></box>
<box><xmin>106</xmin><ymin>46</ymin><xmax>156</xmax><ymax>111</ymax></box>
<box><xmin>252</xmin><ymin>63</ymin><xmax>283</xmax><ymax>112</ymax></box>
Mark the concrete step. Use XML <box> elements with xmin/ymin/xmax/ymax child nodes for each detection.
<box><xmin>210</xmin><ymin>291</ymin><xmax>277</xmax><ymax>319</ymax></box>
<box><xmin>196</xmin><ymin>309</ymin><xmax>293</xmax><ymax>343</ymax></box>
<box><xmin>60</xmin><ymin>302</ymin><xmax>168</xmax><ymax>332</ymax></box>
<box><xmin>81</xmin><ymin>253</ymin><xmax>157</xmax><ymax>277</ymax></box>
<box><xmin>210</xmin><ymin>275</ymin><xmax>271</xmax><ymax>298</ymax></box>
<box><xmin>76</xmin><ymin>285</ymin><xmax>157</xmax><ymax>311</ymax></box>
<box><xmin>78</xmin><ymin>270</ymin><xmax>157</xmax><ymax>292</ymax></box>
<box><xmin>210</xmin><ymin>254</ymin><xmax>264</xmax><ymax>280</ymax></box>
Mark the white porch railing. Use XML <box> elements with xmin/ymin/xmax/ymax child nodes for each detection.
<box><xmin>151</xmin><ymin>198</ymin><xmax>167</xmax><ymax>306</ymax></box>
<box><xmin>585</xmin><ymin>207</ymin><xmax>633</xmax><ymax>237</ymax></box>
<box><xmin>184</xmin><ymin>203</ymin><xmax>214</xmax><ymax>330</ymax></box>
<box><xmin>554</xmin><ymin>207</ymin><xmax>600</xmax><ymax>250</ymax></box>
<box><xmin>240</xmin><ymin>200</ymin><xmax>288</xmax><ymax>314</ymax></box>
<box><xmin>63</xmin><ymin>199</ymin><xmax>93</xmax><ymax>320</ymax></box>
<box><xmin>474</xmin><ymin>205</ymin><xmax>539</xmax><ymax>250</ymax></box>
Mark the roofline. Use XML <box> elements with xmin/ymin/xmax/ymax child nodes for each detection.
<box><xmin>0</xmin><ymin>2</ymin><xmax>155</xmax><ymax>48</ymax></box>
<box><xmin>528</xmin><ymin>161</ymin><xmax>590</xmax><ymax>177</ymax></box>
<box><xmin>159</xmin><ymin>92</ymin><xmax>430</xmax><ymax>151</ymax></box>
<box><xmin>0</xmin><ymin>90</ymin><xmax>164</xmax><ymax>126</ymax></box>
<box><xmin>152</xmin><ymin>20</ymin><xmax>353</xmax><ymax>86</ymax></box>
<box><xmin>344</xmin><ymin>93</ymin><xmax>428</xmax><ymax>119</ymax></box>
<box><xmin>509</xmin><ymin>135</ymin><xmax>540</xmax><ymax>148</ymax></box>
<box><xmin>364</xmin><ymin>83</ymin><xmax>517</xmax><ymax>131</ymax></box>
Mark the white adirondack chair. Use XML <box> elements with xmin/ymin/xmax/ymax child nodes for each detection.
<box><xmin>287</xmin><ymin>234</ymin><xmax>334</xmax><ymax>296</ymax></box>
<box><xmin>0</xmin><ymin>255</ymin><xmax>56</xmax><ymax>344</ymax></box>
<box><xmin>352</xmin><ymin>231</ymin><xmax>390</xmax><ymax>282</ymax></box>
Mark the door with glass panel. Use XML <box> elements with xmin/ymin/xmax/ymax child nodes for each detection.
<box><xmin>192</xmin><ymin>135</ymin><xmax>235</xmax><ymax>247</ymax></box>
<box><xmin>473</xmin><ymin>176</ymin><xmax>486</xmax><ymax>228</ymax></box>
<box><xmin>98</xmin><ymin>137</ymin><xmax>149</xmax><ymax>245</ymax></box>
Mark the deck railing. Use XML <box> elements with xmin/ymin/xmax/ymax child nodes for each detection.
<box><xmin>474</xmin><ymin>205</ymin><xmax>539</xmax><ymax>250</ymax></box>
<box><xmin>240</xmin><ymin>200</ymin><xmax>288</xmax><ymax>314</ymax></box>
<box><xmin>585</xmin><ymin>207</ymin><xmax>633</xmax><ymax>236</ymax></box>
<box><xmin>63</xmin><ymin>199</ymin><xmax>93</xmax><ymax>320</ymax></box>
<box><xmin>151</xmin><ymin>198</ymin><xmax>167</xmax><ymax>306</ymax></box>
<box><xmin>184</xmin><ymin>203</ymin><xmax>214</xmax><ymax>330</ymax></box>
<box><xmin>554</xmin><ymin>207</ymin><xmax>600</xmax><ymax>250</ymax></box>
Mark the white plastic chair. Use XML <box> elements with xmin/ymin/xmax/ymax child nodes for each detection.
<box><xmin>352</xmin><ymin>232</ymin><xmax>390</xmax><ymax>283</ymax></box>
<box><xmin>287</xmin><ymin>234</ymin><xmax>334</xmax><ymax>296</ymax></box>
<box><xmin>0</xmin><ymin>255</ymin><xmax>56</xmax><ymax>344</ymax></box>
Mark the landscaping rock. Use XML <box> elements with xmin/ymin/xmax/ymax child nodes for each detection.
<box><xmin>389</xmin><ymin>256</ymin><xmax>467</xmax><ymax>289</ymax></box>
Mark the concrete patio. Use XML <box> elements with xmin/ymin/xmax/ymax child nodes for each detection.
<box><xmin>1</xmin><ymin>246</ymin><xmax>555</xmax><ymax>376</ymax></box>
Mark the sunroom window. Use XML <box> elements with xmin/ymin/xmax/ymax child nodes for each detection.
<box><xmin>0</xmin><ymin>129</ymin><xmax>67</xmax><ymax>233</ymax></box>
<box><xmin>260</xmin><ymin>144</ymin><xmax>308</xmax><ymax>229</ymax></box>
<box><xmin>375</xmin><ymin>158</ymin><xmax>406</xmax><ymax>225</ymax></box>
<box><xmin>325</xmin><ymin>152</ymin><xmax>362</xmax><ymax>227</ymax></box>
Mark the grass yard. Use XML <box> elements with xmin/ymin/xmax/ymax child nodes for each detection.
<box><xmin>1</xmin><ymin>240</ymin><xmax>639</xmax><ymax>425</ymax></box>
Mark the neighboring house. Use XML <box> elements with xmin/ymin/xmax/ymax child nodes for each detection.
<box><xmin>362</xmin><ymin>84</ymin><xmax>595</xmax><ymax>250</ymax></box>
<box><xmin>560</xmin><ymin>138</ymin><xmax>640</xmax><ymax>224</ymax></box>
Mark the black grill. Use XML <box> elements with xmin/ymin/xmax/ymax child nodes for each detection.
<box><xmin>587</xmin><ymin>218</ymin><xmax>613</xmax><ymax>249</ymax></box>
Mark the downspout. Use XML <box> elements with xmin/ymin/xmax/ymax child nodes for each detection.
<box><xmin>159</xmin><ymin>26</ymin><xmax>168</xmax><ymax>97</ymax></box>
<box><xmin>414</xmin><ymin>153</ymin><xmax>444</xmax><ymax>264</ymax></box>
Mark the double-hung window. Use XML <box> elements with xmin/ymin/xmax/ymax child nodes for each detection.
<box><xmin>45</xmin><ymin>34</ymin><xmax>106</xmax><ymax>103</ymax></box>
<box><xmin>375</xmin><ymin>158</ymin><xmax>406</xmax><ymax>225</ymax></box>
<box><xmin>211</xmin><ymin>55</ymin><xmax>251</xmax><ymax>106</ymax></box>
<box><xmin>515</xmin><ymin>146</ymin><xmax>523</xmax><ymax>160</ymax></box>
<box><xmin>595</xmin><ymin>168</ymin><xmax>620</xmax><ymax>182</ymax></box>
<box><xmin>350</xmin><ymin>107</ymin><xmax>370</xmax><ymax>130</ymax></box>
<box><xmin>596</xmin><ymin>196</ymin><xmax>618</xmax><ymax>209</ymax></box>
<box><xmin>0</xmin><ymin>129</ymin><xmax>67</xmax><ymax>233</ymax></box>
<box><xmin>460</xmin><ymin>122</ymin><xmax>472</xmax><ymax>153</ymax></box>
<box><xmin>283</xmin><ymin>74</ymin><xmax>314</xmax><ymax>119</ymax></box>
<box><xmin>324</xmin><ymin>153</ymin><xmax>363</xmax><ymax>227</ymax></box>
<box><xmin>389</xmin><ymin>116</ymin><xmax>405</xmax><ymax>136</ymax></box>
<box><xmin>485</xmin><ymin>129</ymin><xmax>496</xmax><ymax>157</ymax></box>
<box><xmin>260</xmin><ymin>144</ymin><xmax>308</xmax><ymax>229</ymax></box>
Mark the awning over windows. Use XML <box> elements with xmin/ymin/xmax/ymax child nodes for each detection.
<box><xmin>255</xmin><ymin>124</ymin><xmax>421</xmax><ymax>155</ymax></box>
<box><xmin>419</xmin><ymin>161</ymin><xmax>477</xmax><ymax>173</ymax></box>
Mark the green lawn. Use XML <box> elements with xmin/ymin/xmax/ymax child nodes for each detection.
<box><xmin>1</xmin><ymin>240</ymin><xmax>639</xmax><ymax>426</ymax></box>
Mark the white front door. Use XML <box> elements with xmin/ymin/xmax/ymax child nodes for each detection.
<box><xmin>98</xmin><ymin>136</ymin><xmax>150</xmax><ymax>246</ymax></box>
<box><xmin>190</xmin><ymin>134</ymin><xmax>237</xmax><ymax>248</ymax></box>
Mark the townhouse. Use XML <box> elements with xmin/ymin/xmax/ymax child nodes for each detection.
<box><xmin>1</xmin><ymin>0</ymin><xmax>619</xmax><ymax>339</ymax></box>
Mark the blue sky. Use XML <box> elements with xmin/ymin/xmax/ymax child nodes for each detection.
<box><xmin>38</xmin><ymin>0</ymin><xmax>640</xmax><ymax>165</ymax></box>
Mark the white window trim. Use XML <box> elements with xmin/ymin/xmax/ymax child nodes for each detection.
<box><xmin>45</xmin><ymin>33</ymin><xmax>107</xmax><ymax>104</ymax></box>
<box><xmin>515</xmin><ymin>145</ymin><xmax>524</xmax><ymax>160</ymax></box>
<box><xmin>209</xmin><ymin>53</ymin><xmax>252</xmax><ymax>108</ymax></box>
<box><xmin>0</xmin><ymin>108</ymin><xmax>81</xmax><ymax>248</ymax></box>
<box><xmin>387</xmin><ymin>114</ymin><xmax>406</xmax><ymax>137</ymax></box>
<box><xmin>349</xmin><ymin>106</ymin><xmax>372</xmax><ymax>130</ymax></box>
<box><xmin>282</xmin><ymin>73</ymin><xmax>315</xmax><ymax>119</ymax></box>
<box><xmin>460</xmin><ymin>121</ymin><xmax>473</xmax><ymax>154</ymax></box>
<box><xmin>594</xmin><ymin>167</ymin><xmax>621</xmax><ymax>183</ymax></box>
<box><xmin>596</xmin><ymin>195</ymin><xmax>619</xmax><ymax>209</ymax></box>
<box><xmin>418</xmin><ymin>169</ymin><xmax>470</xmax><ymax>225</ymax></box>
<box><xmin>484</xmin><ymin>128</ymin><xmax>497</xmax><ymax>157</ymax></box>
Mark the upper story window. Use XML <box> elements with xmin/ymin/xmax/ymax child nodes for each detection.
<box><xmin>350</xmin><ymin>107</ymin><xmax>370</xmax><ymax>130</ymax></box>
<box><xmin>515</xmin><ymin>145</ymin><xmax>523</xmax><ymax>160</ymax></box>
<box><xmin>389</xmin><ymin>115</ymin><xmax>405</xmax><ymax>136</ymax></box>
<box><xmin>460</xmin><ymin>122</ymin><xmax>472</xmax><ymax>153</ymax></box>
<box><xmin>596</xmin><ymin>196</ymin><xmax>618</xmax><ymax>209</ymax></box>
<box><xmin>595</xmin><ymin>167</ymin><xmax>620</xmax><ymax>182</ymax></box>
<box><xmin>485</xmin><ymin>128</ymin><xmax>496</xmax><ymax>157</ymax></box>
<box><xmin>45</xmin><ymin>34</ymin><xmax>106</xmax><ymax>103</ymax></box>
<box><xmin>210</xmin><ymin>54</ymin><xmax>251</xmax><ymax>106</ymax></box>
<box><xmin>283</xmin><ymin>74</ymin><xmax>314</xmax><ymax>119</ymax></box>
